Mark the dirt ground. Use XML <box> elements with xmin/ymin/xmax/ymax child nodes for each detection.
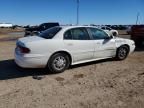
<box><xmin>0</xmin><ymin>29</ymin><xmax>144</xmax><ymax>108</ymax></box>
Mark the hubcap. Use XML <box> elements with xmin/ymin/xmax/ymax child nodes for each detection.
<box><xmin>119</xmin><ymin>48</ymin><xmax>127</xmax><ymax>59</ymax></box>
<box><xmin>53</xmin><ymin>56</ymin><xmax>66</xmax><ymax>70</ymax></box>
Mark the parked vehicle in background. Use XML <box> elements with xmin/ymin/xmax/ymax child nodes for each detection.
<box><xmin>127</xmin><ymin>26</ymin><xmax>132</xmax><ymax>35</ymax></box>
<box><xmin>15</xmin><ymin>26</ymin><xmax>135</xmax><ymax>73</ymax></box>
<box><xmin>131</xmin><ymin>25</ymin><xmax>144</xmax><ymax>46</ymax></box>
<box><xmin>100</xmin><ymin>26</ymin><xmax>119</xmax><ymax>36</ymax></box>
<box><xmin>24</xmin><ymin>22</ymin><xmax>59</xmax><ymax>36</ymax></box>
<box><xmin>110</xmin><ymin>25</ymin><xmax>127</xmax><ymax>30</ymax></box>
<box><xmin>0</xmin><ymin>23</ymin><xmax>13</xmax><ymax>28</ymax></box>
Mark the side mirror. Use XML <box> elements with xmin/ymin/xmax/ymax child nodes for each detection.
<box><xmin>110</xmin><ymin>35</ymin><xmax>113</xmax><ymax>39</ymax></box>
<box><xmin>105</xmin><ymin>36</ymin><xmax>113</xmax><ymax>40</ymax></box>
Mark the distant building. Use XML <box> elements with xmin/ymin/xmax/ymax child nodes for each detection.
<box><xmin>0</xmin><ymin>23</ymin><xmax>13</xmax><ymax>28</ymax></box>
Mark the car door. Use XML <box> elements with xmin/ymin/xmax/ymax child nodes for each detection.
<box><xmin>87</xmin><ymin>27</ymin><xmax>116</xmax><ymax>58</ymax></box>
<box><xmin>63</xmin><ymin>27</ymin><xmax>94</xmax><ymax>63</ymax></box>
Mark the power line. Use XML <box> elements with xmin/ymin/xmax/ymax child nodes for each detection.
<box><xmin>136</xmin><ymin>12</ymin><xmax>140</xmax><ymax>25</ymax></box>
<box><xmin>76</xmin><ymin>0</ymin><xmax>79</xmax><ymax>25</ymax></box>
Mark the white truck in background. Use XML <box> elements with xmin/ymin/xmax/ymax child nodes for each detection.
<box><xmin>0</xmin><ymin>23</ymin><xmax>13</xmax><ymax>28</ymax></box>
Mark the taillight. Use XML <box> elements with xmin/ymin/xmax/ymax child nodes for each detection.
<box><xmin>19</xmin><ymin>46</ymin><xmax>30</xmax><ymax>53</ymax></box>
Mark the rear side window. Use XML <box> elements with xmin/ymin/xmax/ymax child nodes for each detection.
<box><xmin>64</xmin><ymin>28</ymin><xmax>90</xmax><ymax>40</ymax></box>
<box><xmin>64</xmin><ymin>30</ymin><xmax>72</xmax><ymax>40</ymax></box>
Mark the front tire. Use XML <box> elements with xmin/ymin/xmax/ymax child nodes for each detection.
<box><xmin>47</xmin><ymin>53</ymin><xmax>70</xmax><ymax>73</ymax></box>
<box><xmin>116</xmin><ymin>46</ymin><xmax>129</xmax><ymax>60</ymax></box>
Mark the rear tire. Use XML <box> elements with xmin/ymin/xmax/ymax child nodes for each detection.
<box><xmin>47</xmin><ymin>53</ymin><xmax>70</xmax><ymax>73</ymax></box>
<box><xmin>116</xmin><ymin>46</ymin><xmax>129</xmax><ymax>60</ymax></box>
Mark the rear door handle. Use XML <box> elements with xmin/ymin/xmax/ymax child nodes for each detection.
<box><xmin>67</xmin><ymin>43</ymin><xmax>73</xmax><ymax>46</ymax></box>
<box><xmin>96</xmin><ymin>42</ymin><xmax>101</xmax><ymax>44</ymax></box>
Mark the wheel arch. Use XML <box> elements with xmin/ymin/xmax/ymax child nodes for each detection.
<box><xmin>116</xmin><ymin>44</ymin><xmax>130</xmax><ymax>54</ymax></box>
<box><xmin>49</xmin><ymin>50</ymin><xmax>73</xmax><ymax>65</ymax></box>
<box><xmin>115</xmin><ymin>44</ymin><xmax>130</xmax><ymax>60</ymax></box>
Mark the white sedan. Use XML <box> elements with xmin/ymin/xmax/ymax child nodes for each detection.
<box><xmin>15</xmin><ymin>26</ymin><xmax>135</xmax><ymax>73</ymax></box>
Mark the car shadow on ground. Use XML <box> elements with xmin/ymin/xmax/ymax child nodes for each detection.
<box><xmin>0</xmin><ymin>59</ymin><xmax>113</xmax><ymax>80</ymax></box>
<box><xmin>0</xmin><ymin>59</ymin><xmax>51</xmax><ymax>80</ymax></box>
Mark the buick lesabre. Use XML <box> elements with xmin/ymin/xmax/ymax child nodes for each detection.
<box><xmin>15</xmin><ymin>26</ymin><xmax>135</xmax><ymax>73</ymax></box>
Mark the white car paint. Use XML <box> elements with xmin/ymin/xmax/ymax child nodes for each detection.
<box><xmin>15</xmin><ymin>26</ymin><xmax>135</xmax><ymax>68</ymax></box>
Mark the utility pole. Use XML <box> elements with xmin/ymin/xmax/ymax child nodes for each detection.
<box><xmin>136</xmin><ymin>12</ymin><xmax>140</xmax><ymax>25</ymax></box>
<box><xmin>76</xmin><ymin>0</ymin><xmax>79</xmax><ymax>25</ymax></box>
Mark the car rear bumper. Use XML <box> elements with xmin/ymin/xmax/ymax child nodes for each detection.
<box><xmin>15</xmin><ymin>53</ymin><xmax>48</xmax><ymax>68</ymax></box>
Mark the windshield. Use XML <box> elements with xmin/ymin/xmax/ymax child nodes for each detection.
<box><xmin>39</xmin><ymin>27</ymin><xmax>62</xmax><ymax>39</ymax></box>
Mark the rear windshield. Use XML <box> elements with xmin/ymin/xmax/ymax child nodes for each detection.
<box><xmin>39</xmin><ymin>27</ymin><xmax>62</xmax><ymax>39</ymax></box>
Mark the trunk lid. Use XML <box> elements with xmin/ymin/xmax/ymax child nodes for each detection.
<box><xmin>18</xmin><ymin>36</ymin><xmax>44</xmax><ymax>45</ymax></box>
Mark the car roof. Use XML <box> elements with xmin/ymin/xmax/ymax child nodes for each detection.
<box><xmin>60</xmin><ymin>25</ymin><xmax>98</xmax><ymax>30</ymax></box>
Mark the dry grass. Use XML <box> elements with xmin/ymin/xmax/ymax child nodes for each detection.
<box><xmin>0</xmin><ymin>28</ymin><xmax>24</xmax><ymax>35</ymax></box>
<box><xmin>0</xmin><ymin>29</ymin><xmax>144</xmax><ymax>108</ymax></box>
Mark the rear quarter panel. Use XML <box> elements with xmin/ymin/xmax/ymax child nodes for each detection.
<box><xmin>25</xmin><ymin>39</ymin><xmax>72</xmax><ymax>61</ymax></box>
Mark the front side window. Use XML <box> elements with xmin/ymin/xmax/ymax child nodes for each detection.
<box><xmin>39</xmin><ymin>27</ymin><xmax>61</xmax><ymax>39</ymax></box>
<box><xmin>88</xmin><ymin>28</ymin><xmax>109</xmax><ymax>40</ymax></box>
